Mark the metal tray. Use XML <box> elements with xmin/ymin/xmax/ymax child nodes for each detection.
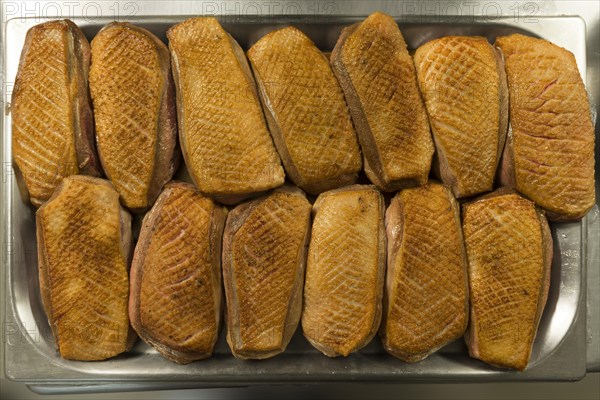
<box><xmin>1</xmin><ymin>8</ymin><xmax>593</xmax><ymax>391</ymax></box>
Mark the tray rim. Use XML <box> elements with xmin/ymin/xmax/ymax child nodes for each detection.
<box><xmin>0</xmin><ymin>11</ymin><xmax>592</xmax><ymax>389</ymax></box>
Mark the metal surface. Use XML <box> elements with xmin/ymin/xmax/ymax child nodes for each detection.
<box><xmin>0</xmin><ymin>0</ymin><xmax>597</xmax><ymax>393</ymax></box>
<box><xmin>586</xmin><ymin>206</ymin><xmax>600</xmax><ymax>372</ymax></box>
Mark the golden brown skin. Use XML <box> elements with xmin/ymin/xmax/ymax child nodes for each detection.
<box><xmin>222</xmin><ymin>186</ymin><xmax>311</xmax><ymax>359</ymax></box>
<box><xmin>330</xmin><ymin>12</ymin><xmax>434</xmax><ymax>191</ymax></box>
<box><xmin>247</xmin><ymin>27</ymin><xmax>362</xmax><ymax>194</ymax></box>
<box><xmin>12</xmin><ymin>20</ymin><xmax>100</xmax><ymax>207</ymax></box>
<box><xmin>496</xmin><ymin>34</ymin><xmax>595</xmax><ymax>221</ymax></box>
<box><xmin>382</xmin><ymin>182</ymin><xmax>468</xmax><ymax>362</ymax></box>
<box><xmin>462</xmin><ymin>189</ymin><xmax>552</xmax><ymax>370</ymax></box>
<box><xmin>90</xmin><ymin>22</ymin><xmax>179</xmax><ymax>212</ymax></box>
<box><xmin>129</xmin><ymin>181</ymin><xmax>226</xmax><ymax>364</ymax></box>
<box><xmin>36</xmin><ymin>176</ymin><xmax>134</xmax><ymax>361</ymax></box>
<box><xmin>167</xmin><ymin>17</ymin><xmax>285</xmax><ymax>203</ymax></box>
<box><xmin>414</xmin><ymin>37</ymin><xmax>508</xmax><ymax>198</ymax></box>
<box><xmin>302</xmin><ymin>185</ymin><xmax>386</xmax><ymax>357</ymax></box>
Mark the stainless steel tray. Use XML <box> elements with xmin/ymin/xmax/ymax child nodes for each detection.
<box><xmin>1</xmin><ymin>5</ymin><xmax>594</xmax><ymax>391</ymax></box>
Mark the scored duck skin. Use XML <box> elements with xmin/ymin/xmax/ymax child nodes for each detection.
<box><xmin>167</xmin><ymin>17</ymin><xmax>285</xmax><ymax>204</ymax></box>
<box><xmin>302</xmin><ymin>185</ymin><xmax>386</xmax><ymax>357</ymax></box>
<box><xmin>89</xmin><ymin>22</ymin><xmax>179</xmax><ymax>212</ymax></box>
<box><xmin>381</xmin><ymin>182</ymin><xmax>469</xmax><ymax>362</ymax></box>
<box><xmin>414</xmin><ymin>36</ymin><xmax>508</xmax><ymax>198</ymax></box>
<box><xmin>222</xmin><ymin>185</ymin><xmax>311</xmax><ymax>359</ymax></box>
<box><xmin>129</xmin><ymin>181</ymin><xmax>227</xmax><ymax>364</ymax></box>
<box><xmin>12</xmin><ymin>20</ymin><xmax>100</xmax><ymax>207</ymax></box>
<box><xmin>247</xmin><ymin>26</ymin><xmax>362</xmax><ymax>194</ymax></box>
<box><xmin>331</xmin><ymin>12</ymin><xmax>434</xmax><ymax>191</ymax></box>
<box><xmin>462</xmin><ymin>189</ymin><xmax>552</xmax><ymax>370</ymax></box>
<box><xmin>36</xmin><ymin>176</ymin><xmax>134</xmax><ymax>361</ymax></box>
<box><xmin>495</xmin><ymin>34</ymin><xmax>595</xmax><ymax>221</ymax></box>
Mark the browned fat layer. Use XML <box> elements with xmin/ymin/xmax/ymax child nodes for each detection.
<box><xmin>381</xmin><ymin>183</ymin><xmax>468</xmax><ymax>363</ymax></box>
<box><xmin>495</xmin><ymin>34</ymin><xmax>595</xmax><ymax>221</ymax></box>
<box><xmin>90</xmin><ymin>22</ymin><xmax>178</xmax><ymax>212</ymax></box>
<box><xmin>302</xmin><ymin>185</ymin><xmax>385</xmax><ymax>357</ymax></box>
<box><xmin>12</xmin><ymin>20</ymin><xmax>100</xmax><ymax>207</ymax></box>
<box><xmin>130</xmin><ymin>182</ymin><xmax>226</xmax><ymax>363</ymax></box>
<box><xmin>36</xmin><ymin>176</ymin><xmax>133</xmax><ymax>361</ymax></box>
<box><xmin>414</xmin><ymin>36</ymin><xmax>507</xmax><ymax>198</ymax></box>
<box><xmin>222</xmin><ymin>186</ymin><xmax>311</xmax><ymax>359</ymax></box>
<box><xmin>462</xmin><ymin>190</ymin><xmax>550</xmax><ymax>370</ymax></box>
<box><xmin>330</xmin><ymin>12</ymin><xmax>434</xmax><ymax>191</ymax></box>
<box><xmin>247</xmin><ymin>26</ymin><xmax>362</xmax><ymax>194</ymax></box>
<box><xmin>167</xmin><ymin>17</ymin><xmax>285</xmax><ymax>200</ymax></box>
